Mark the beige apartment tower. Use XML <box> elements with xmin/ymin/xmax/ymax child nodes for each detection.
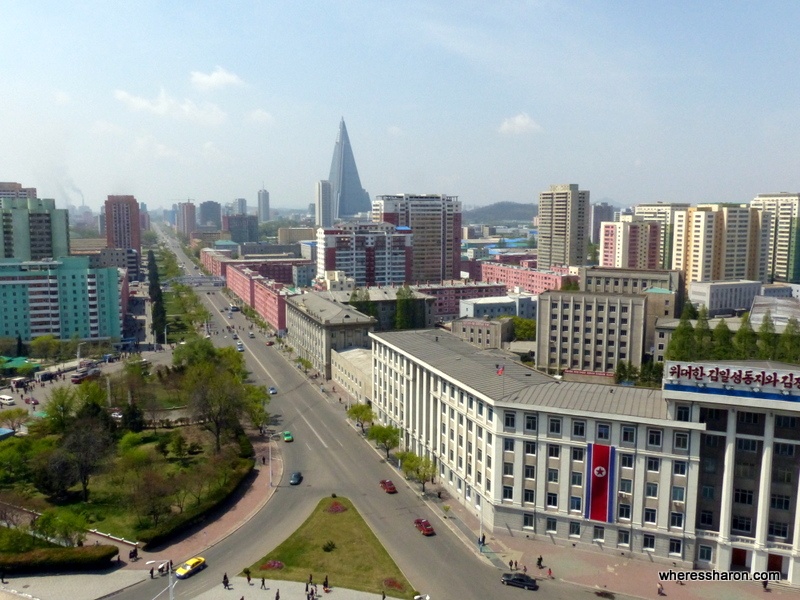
<box><xmin>538</xmin><ymin>184</ymin><xmax>589</xmax><ymax>269</ymax></box>
<box><xmin>750</xmin><ymin>193</ymin><xmax>800</xmax><ymax>283</ymax></box>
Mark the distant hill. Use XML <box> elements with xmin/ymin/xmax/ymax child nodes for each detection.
<box><xmin>463</xmin><ymin>202</ymin><xmax>537</xmax><ymax>225</ymax></box>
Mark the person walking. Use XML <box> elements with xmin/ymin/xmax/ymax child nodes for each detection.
<box><xmin>523</xmin><ymin>565</ymin><xmax>527</xmax><ymax>574</ymax></box>
<box><xmin>275</xmin><ymin>589</ymin><xmax>280</xmax><ymax>600</ymax></box>
<box><xmin>548</xmin><ymin>568</ymin><xmax>553</xmax><ymax>579</ymax></box>
<box><xmin>657</xmin><ymin>582</ymin><xmax>664</xmax><ymax>595</ymax></box>
<box><xmin>509</xmin><ymin>559</ymin><xmax>513</xmax><ymax>570</ymax></box>
<box><xmin>223</xmin><ymin>573</ymin><xmax>229</xmax><ymax>589</ymax></box>
<box><xmin>261</xmin><ymin>577</ymin><xmax>266</xmax><ymax>589</ymax></box>
<box><xmin>514</xmin><ymin>560</ymin><xmax>518</xmax><ymax>570</ymax></box>
<box><xmin>149</xmin><ymin>567</ymin><xmax>154</xmax><ymax>579</ymax></box>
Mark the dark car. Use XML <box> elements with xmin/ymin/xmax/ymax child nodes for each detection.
<box><xmin>414</xmin><ymin>518</ymin><xmax>435</xmax><ymax>536</ymax></box>
<box><xmin>501</xmin><ymin>573</ymin><xmax>537</xmax><ymax>590</ymax></box>
<box><xmin>289</xmin><ymin>471</ymin><xmax>303</xmax><ymax>485</ymax></box>
<box><xmin>379</xmin><ymin>479</ymin><xmax>397</xmax><ymax>493</ymax></box>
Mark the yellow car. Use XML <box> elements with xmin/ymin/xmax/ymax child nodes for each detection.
<box><xmin>175</xmin><ymin>556</ymin><xmax>207</xmax><ymax>579</ymax></box>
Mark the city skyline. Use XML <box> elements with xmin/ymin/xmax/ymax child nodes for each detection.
<box><xmin>3</xmin><ymin>2</ymin><xmax>800</xmax><ymax>211</ymax></box>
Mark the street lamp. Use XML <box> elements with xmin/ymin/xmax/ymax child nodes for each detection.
<box><xmin>146</xmin><ymin>559</ymin><xmax>175</xmax><ymax>600</ymax></box>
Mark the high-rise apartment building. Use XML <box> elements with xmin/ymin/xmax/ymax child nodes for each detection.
<box><xmin>537</xmin><ymin>184</ymin><xmax>589</xmax><ymax>269</ymax></box>
<box><xmin>328</xmin><ymin>119</ymin><xmax>370</xmax><ymax>219</ymax></box>
<box><xmin>223</xmin><ymin>214</ymin><xmax>259</xmax><ymax>243</ymax></box>
<box><xmin>234</xmin><ymin>198</ymin><xmax>247</xmax><ymax>216</ymax></box>
<box><xmin>198</xmin><ymin>201</ymin><xmax>222</xmax><ymax>229</ymax></box>
<box><xmin>372</xmin><ymin>194</ymin><xmax>462</xmax><ymax>283</ymax></box>
<box><xmin>316</xmin><ymin>222</ymin><xmax>411</xmax><ymax>286</ymax></box>
<box><xmin>257</xmin><ymin>188</ymin><xmax>270</xmax><ymax>223</ymax></box>
<box><xmin>633</xmin><ymin>202</ymin><xmax>690</xmax><ymax>269</ymax></box>
<box><xmin>671</xmin><ymin>204</ymin><xmax>769</xmax><ymax>284</ymax></box>
<box><xmin>750</xmin><ymin>193</ymin><xmax>800</xmax><ymax>283</ymax></box>
<box><xmin>316</xmin><ymin>180</ymin><xmax>333</xmax><ymax>228</ymax></box>
<box><xmin>0</xmin><ymin>182</ymin><xmax>37</xmax><ymax>200</ymax></box>
<box><xmin>176</xmin><ymin>202</ymin><xmax>197</xmax><ymax>238</ymax></box>
<box><xmin>590</xmin><ymin>201</ymin><xmax>615</xmax><ymax>244</ymax></box>
<box><xmin>0</xmin><ymin>198</ymin><xmax>70</xmax><ymax>260</ymax></box>
<box><xmin>104</xmin><ymin>195</ymin><xmax>141</xmax><ymax>258</ymax></box>
<box><xmin>599</xmin><ymin>218</ymin><xmax>661</xmax><ymax>270</ymax></box>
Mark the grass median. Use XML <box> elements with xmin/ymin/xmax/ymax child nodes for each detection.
<box><xmin>247</xmin><ymin>495</ymin><xmax>415</xmax><ymax>599</ymax></box>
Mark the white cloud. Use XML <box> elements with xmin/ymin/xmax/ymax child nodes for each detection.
<box><xmin>53</xmin><ymin>90</ymin><xmax>70</xmax><ymax>105</ymax></box>
<box><xmin>133</xmin><ymin>134</ymin><xmax>182</xmax><ymax>160</ymax></box>
<box><xmin>201</xmin><ymin>141</ymin><xmax>227</xmax><ymax>161</ymax></box>
<box><xmin>114</xmin><ymin>89</ymin><xmax>226</xmax><ymax>125</ymax></box>
<box><xmin>190</xmin><ymin>66</ymin><xmax>244</xmax><ymax>91</ymax></box>
<box><xmin>248</xmin><ymin>109</ymin><xmax>274</xmax><ymax>124</ymax></box>
<box><xmin>387</xmin><ymin>125</ymin><xmax>403</xmax><ymax>136</ymax></box>
<box><xmin>498</xmin><ymin>112</ymin><xmax>541</xmax><ymax>135</ymax></box>
<box><xmin>90</xmin><ymin>120</ymin><xmax>125</xmax><ymax>136</ymax></box>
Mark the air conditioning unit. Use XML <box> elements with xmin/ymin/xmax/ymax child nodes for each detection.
<box><xmin>673</xmin><ymin>501</ymin><xmax>684</xmax><ymax>510</ymax></box>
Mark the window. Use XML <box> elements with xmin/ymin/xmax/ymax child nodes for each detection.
<box><xmin>771</xmin><ymin>494</ymin><xmax>791</xmax><ymax>510</ymax></box>
<box><xmin>775</xmin><ymin>443</ymin><xmax>795</xmax><ymax>456</ymax></box>
<box><xmin>593</xmin><ymin>525</ymin><xmax>604</xmax><ymax>541</ymax></box>
<box><xmin>570</xmin><ymin>496</ymin><xmax>582</xmax><ymax>511</ymax></box>
<box><xmin>503</xmin><ymin>462</ymin><xmax>514</xmax><ymax>476</ymax></box>
<box><xmin>734</xmin><ymin>489</ymin><xmax>754</xmax><ymax>505</ymax></box>
<box><xmin>546</xmin><ymin>517</ymin><xmax>557</xmax><ymax>533</ymax></box>
<box><xmin>503</xmin><ymin>486</ymin><xmax>513</xmax><ymax>500</ymax></box>
<box><xmin>619</xmin><ymin>478</ymin><xmax>632</xmax><ymax>494</ymax></box>
<box><xmin>669</xmin><ymin>539</ymin><xmax>683</xmax><ymax>556</ymax></box>
<box><xmin>647</xmin><ymin>457</ymin><xmax>660</xmax><ymax>472</ymax></box>
<box><xmin>769</xmin><ymin>521</ymin><xmax>789</xmax><ymax>538</ymax></box>
<box><xmin>645</xmin><ymin>482</ymin><xmax>658</xmax><ymax>498</ymax></box>
<box><xmin>549</xmin><ymin>417</ymin><xmax>562</xmax><ymax>435</ymax></box>
<box><xmin>597</xmin><ymin>423</ymin><xmax>611</xmax><ymax>441</ymax></box>
<box><xmin>525</xmin><ymin>413</ymin><xmax>537</xmax><ymax>431</ymax></box>
<box><xmin>701</xmin><ymin>485</ymin><xmax>715</xmax><ymax>500</ymax></box>
<box><xmin>525</xmin><ymin>441</ymin><xmax>536</xmax><ymax>455</ymax></box>
<box><xmin>670</xmin><ymin>512</ymin><xmax>684</xmax><ymax>528</ymax></box>
<box><xmin>572</xmin><ymin>447</ymin><xmax>585</xmax><ymax>461</ymax></box>
<box><xmin>621</xmin><ymin>425</ymin><xmax>636</xmax><ymax>444</ymax></box>
<box><xmin>504</xmin><ymin>411</ymin><xmax>516</xmax><ymax>428</ymax></box>
<box><xmin>673</xmin><ymin>461</ymin><xmax>687</xmax><ymax>476</ymax></box>
<box><xmin>731</xmin><ymin>515</ymin><xmax>752</xmax><ymax>533</ymax></box>
<box><xmin>643</xmin><ymin>534</ymin><xmax>655</xmax><ymax>551</ymax></box>
<box><xmin>699</xmin><ymin>510</ymin><xmax>713</xmax><ymax>527</ymax></box>
<box><xmin>523</xmin><ymin>513</ymin><xmax>535</xmax><ymax>528</ymax></box>
<box><xmin>703</xmin><ymin>457</ymin><xmax>717</xmax><ymax>474</ymax></box>
<box><xmin>735</xmin><ymin>462</ymin><xmax>756</xmax><ymax>478</ymax></box>
<box><xmin>620</xmin><ymin>453</ymin><xmax>634</xmax><ymax>469</ymax></box>
<box><xmin>569</xmin><ymin>521</ymin><xmax>581</xmax><ymax>536</ymax></box>
<box><xmin>548</xmin><ymin>444</ymin><xmax>560</xmax><ymax>459</ymax></box>
<box><xmin>676</xmin><ymin>405</ymin><xmax>691</xmax><ymax>422</ymax></box>
<box><xmin>571</xmin><ymin>471</ymin><xmax>583</xmax><ymax>486</ymax></box>
<box><xmin>488</xmin><ymin>408</ymin><xmax>494</xmax><ymax>422</ymax></box>
<box><xmin>698</xmin><ymin>546</ymin><xmax>712</xmax><ymax>562</ymax></box>
<box><xmin>644</xmin><ymin>508</ymin><xmax>657</xmax><ymax>524</ymax></box>
<box><xmin>548</xmin><ymin>468</ymin><xmax>559</xmax><ymax>483</ymax></box>
<box><xmin>672</xmin><ymin>486</ymin><xmax>685</xmax><ymax>502</ymax></box>
<box><xmin>774</xmin><ymin>467</ymin><xmax>792</xmax><ymax>484</ymax></box>
<box><xmin>618</xmin><ymin>530</ymin><xmax>630</xmax><ymax>546</ymax></box>
<box><xmin>546</xmin><ymin>492</ymin><xmax>558</xmax><ymax>507</ymax></box>
<box><xmin>648</xmin><ymin>429</ymin><xmax>662</xmax><ymax>447</ymax></box>
<box><xmin>618</xmin><ymin>504</ymin><xmax>631</xmax><ymax>520</ymax></box>
<box><xmin>524</xmin><ymin>489</ymin><xmax>535</xmax><ymax>504</ymax></box>
<box><xmin>738</xmin><ymin>411</ymin><xmax>760</xmax><ymax>424</ymax></box>
<box><xmin>674</xmin><ymin>432</ymin><xmax>689</xmax><ymax>450</ymax></box>
<box><xmin>775</xmin><ymin>415</ymin><xmax>796</xmax><ymax>428</ymax></box>
<box><xmin>504</xmin><ymin>438</ymin><xmax>515</xmax><ymax>452</ymax></box>
<box><xmin>737</xmin><ymin>439</ymin><xmax>758</xmax><ymax>453</ymax></box>
<box><xmin>573</xmin><ymin>420</ymin><xmax>585</xmax><ymax>437</ymax></box>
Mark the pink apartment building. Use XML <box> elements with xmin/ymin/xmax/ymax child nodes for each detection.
<box><xmin>480</xmin><ymin>262</ymin><xmax>578</xmax><ymax>294</ymax></box>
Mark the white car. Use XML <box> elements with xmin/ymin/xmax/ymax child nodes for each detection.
<box><xmin>236</xmin><ymin>342</ymin><xmax>245</xmax><ymax>352</ymax></box>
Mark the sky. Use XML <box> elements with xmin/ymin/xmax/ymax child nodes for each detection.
<box><xmin>3</xmin><ymin>1</ymin><xmax>800</xmax><ymax>212</ymax></box>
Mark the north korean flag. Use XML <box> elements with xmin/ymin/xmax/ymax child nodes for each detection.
<box><xmin>584</xmin><ymin>443</ymin><xmax>615</xmax><ymax>523</ymax></box>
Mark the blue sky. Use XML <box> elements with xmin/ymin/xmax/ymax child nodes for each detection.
<box><xmin>3</xmin><ymin>1</ymin><xmax>800</xmax><ymax>212</ymax></box>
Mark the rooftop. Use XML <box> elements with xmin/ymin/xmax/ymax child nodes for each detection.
<box><xmin>287</xmin><ymin>293</ymin><xmax>376</xmax><ymax>326</ymax></box>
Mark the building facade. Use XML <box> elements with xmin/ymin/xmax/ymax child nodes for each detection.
<box><xmin>316</xmin><ymin>223</ymin><xmax>412</xmax><ymax>287</ymax></box>
<box><xmin>258</xmin><ymin>189</ymin><xmax>270</xmax><ymax>223</ymax></box>
<box><xmin>176</xmin><ymin>202</ymin><xmax>197</xmax><ymax>239</ymax></box>
<box><xmin>480</xmin><ymin>262</ymin><xmax>578</xmax><ymax>295</ymax></box>
<box><xmin>633</xmin><ymin>203</ymin><xmax>691</xmax><ymax>270</ymax></box>
<box><xmin>459</xmin><ymin>294</ymin><xmax>537</xmax><ymax>320</ymax></box>
<box><xmin>315</xmin><ymin>180</ymin><xmax>334</xmax><ymax>228</ymax></box>
<box><xmin>590</xmin><ymin>202</ymin><xmax>615</xmax><ymax>244</ymax></box>
<box><xmin>751</xmin><ymin>193</ymin><xmax>800</xmax><ymax>284</ymax></box>
<box><xmin>372</xmin><ymin>194</ymin><xmax>463</xmax><ymax>283</ymax></box>
<box><xmin>328</xmin><ymin>119</ymin><xmax>370</xmax><ymax>219</ymax></box>
<box><xmin>451</xmin><ymin>317</ymin><xmax>514</xmax><ymax>349</ymax></box>
<box><xmin>688</xmin><ymin>280</ymin><xmax>763</xmax><ymax>317</ymax></box>
<box><xmin>599</xmin><ymin>219</ymin><xmax>661</xmax><ymax>270</ymax></box>
<box><xmin>198</xmin><ymin>201</ymin><xmax>222</xmax><ymax>229</ymax></box>
<box><xmin>537</xmin><ymin>184</ymin><xmax>590</xmax><ymax>269</ymax></box>
<box><xmin>414</xmin><ymin>282</ymin><xmax>508</xmax><ymax>321</ymax></box>
<box><xmin>0</xmin><ymin>197</ymin><xmax>70</xmax><ymax>261</ymax></box>
<box><xmin>223</xmin><ymin>214</ymin><xmax>259</xmax><ymax>244</ymax></box>
<box><xmin>0</xmin><ymin>182</ymin><xmax>37</xmax><ymax>200</ymax></box>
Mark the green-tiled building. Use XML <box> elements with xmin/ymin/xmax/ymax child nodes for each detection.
<box><xmin>0</xmin><ymin>198</ymin><xmax>70</xmax><ymax>260</ymax></box>
<box><xmin>0</xmin><ymin>257</ymin><xmax>123</xmax><ymax>341</ymax></box>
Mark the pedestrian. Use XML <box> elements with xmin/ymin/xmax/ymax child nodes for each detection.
<box><xmin>523</xmin><ymin>565</ymin><xmax>527</xmax><ymax>574</ymax></box>
<box><xmin>275</xmin><ymin>591</ymin><xmax>280</xmax><ymax>600</ymax></box>
<box><xmin>514</xmin><ymin>560</ymin><xmax>518</xmax><ymax>570</ymax></box>
<box><xmin>323</xmin><ymin>575</ymin><xmax>328</xmax><ymax>588</ymax></box>
<box><xmin>309</xmin><ymin>574</ymin><xmax>313</xmax><ymax>584</ymax></box>
<box><xmin>763</xmin><ymin>580</ymin><xmax>768</xmax><ymax>591</ymax></box>
<box><xmin>548</xmin><ymin>568</ymin><xmax>553</xmax><ymax>579</ymax></box>
<box><xmin>261</xmin><ymin>577</ymin><xmax>266</xmax><ymax>589</ymax></box>
<box><xmin>247</xmin><ymin>572</ymin><xmax>251</xmax><ymax>585</ymax></box>
<box><xmin>305</xmin><ymin>581</ymin><xmax>309</xmax><ymax>592</ymax></box>
<box><xmin>537</xmin><ymin>555</ymin><xmax>543</xmax><ymax>568</ymax></box>
<box><xmin>223</xmin><ymin>573</ymin><xmax>229</xmax><ymax>589</ymax></box>
<box><xmin>262</xmin><ymin>456</ymin><xmax>266</xmax><ymax>465</ymax></box>
<box><xmin>0</xmin><ymin>569</ymin><xmax>6</xmax><ymax>583</ymax></box>
<box><xmin>509</xmin><ymin>559</ymin><xmax>513</xmax><ymax>570</ymax></box>
<box><xmin>657</xmin><ymin>582</ymin><xmax>664</xmax><ymax>595</ymax></box>
<box><xmin>150</xmin><ymin>567</ymin><xmax>154</xmax><ymax>579</ymax></box>
<box><xmin>382</xmin><ymin>592</ymin><xmax>386</xmax><ymax>600</ymax></box>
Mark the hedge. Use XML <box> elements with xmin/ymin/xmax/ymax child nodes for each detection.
<box><xmin>0</xmin><ymin>544</ymin><xmax>118</xmax><ymax>573</ymax></box>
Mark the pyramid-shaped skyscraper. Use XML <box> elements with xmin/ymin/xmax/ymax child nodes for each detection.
<box><xmin>328</xmin><ymin>118</ymin><xmax>370</xmax><ymax>219</ymax></box>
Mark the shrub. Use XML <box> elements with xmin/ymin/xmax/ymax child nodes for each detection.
<box><xmin>0</xmin><ymin>544</ymin><xmax>118</xmax><ymax>573</ymax></box>
<box><xmin>322</xmin><ymin>540</ymin><xmax>336</xmax><ymax>552</ymax></box>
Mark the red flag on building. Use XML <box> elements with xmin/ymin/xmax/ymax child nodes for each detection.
<box><xmin>585</xmin><ymin>443</ymin><xmax>615</xmax><ymax>522</ymax></box>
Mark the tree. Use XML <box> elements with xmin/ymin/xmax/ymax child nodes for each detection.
<box><xmin>560</xmin><ymin>280</ymin><xmax>579</xmax><ymax>291</ymax></box>
<box><xmin>776</xmin><ymin>317</ymin><xmax>800</xmax><ymax>363</ymax></box>
<box><xmin>0</xmin><ymin>408</ymin><xmax>29</xmax><ymax>432</ymax></box>
<box><xmin>614</xmin><ymin>361</ymin><xmax>629</xmax><ymax>384</ymax></box>
<box><xmin>32</xmin><ymin>447</ymin><xmax>79</xmax><ymax>500</ymax></box>
<box><xmin>347</xmin><ymin>404</ymin><xmax>375</xmax><ymax>433</ymax></box>
<box><xmin>412</xmin><ymin>456</ymin><xmax>437</xmax><ymax>493</ymax></box>
<box><xmin>43</xmin><ymin>387</ymin><xmax>76</xmax><ymax>434</ymax></box>
<box><xmin>367</xmin><ymin>424</ymin><xmax>401</xmax><ymax>459</ymax></box>
<box><xmin>122</xmin><ymin>402</ymin><xmax>146</xmax><ymax>432</ymax></box>
<box><xmin>711</xmin><ymin>319</ymin><xmax>735</xmax><ymax>360</ymax></box>
<box><xmin>29</xmin><ymin>335</ymin><xmax>60</xmax><ymax>360</ymax></box>
<box><xmin>665</xmin><ymin>313</ymin><xmax>696</xmax><ymax>361</ymax></box>
<box><xmin>32</xmin><ymin>509</ymin><xmax>88</xmax><ymax>547</ymax></box>
<box><xmin>63</xmin><ymin>419</ymin><xmax>112</xmax><ymax>501</ymax></box>
<box><xmin>510</xmin><ymin>317</ymin><xmax>536</xmax><ymax>341</ymax></box>
<box><xmin>394</xmin><ymin>285</ymin><xmax>416</xmax><ymax>330</ymax></box>
<box><xmin>172</xmin><ymin>337</ymin><xmax>217</xmax><ymax>368</ymax></box>
<box><xmin>694</xmin><ymin>307</ymin><xmax>713</xmax><ymax>358</ymax></box>
<box><xmin>758</xmin><ymin>311</ymin><xmax>778</xmax><ymax>360</ymax></box>
<box><xmin>15</xmin><ymin>333</ymin><xmax>25</xmax><ymax>357</ymax></box>
<box><xmin>733</xmin><ymin>313</ymin><xmax>758</xmax><ymax>360</ymax></box>
<box><xmin>186</xmin><ymin>362</ymin><xmax>249</xmax><ymax>452</ymax></box>
<box><xmin>681</xmin><ymin>301</ymin><xmax>698</xmax><ymax>320</ymax></box>
<box><xmin>396</xmin><ymin>451</ymin><xmax>420</xmax><ymax>479</ymax></box>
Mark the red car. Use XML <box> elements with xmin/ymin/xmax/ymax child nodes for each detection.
<box><xmin>23</xmin><ymin>397</ymin><xmax>39</xmax><ymax>406</ymax></box>
<box><xmin>265</xmin><ymin>341</ymin><xmax>274</xmax><ymax>346</ymax></box>
<box><xmin>414</xmin><ymin>518</ymin><xmax>435</xmax><ymax>536</ymax></box>
<box><xmin>379</xmin><ymin>479</ymin><xmax>397</xmax><ymax>494</ymax></box>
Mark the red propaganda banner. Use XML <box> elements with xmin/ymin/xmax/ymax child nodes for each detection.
<box><xmin>585</xmin><ymin>443</ymin><xmax>615</xmax><ymax>522</ymax></box>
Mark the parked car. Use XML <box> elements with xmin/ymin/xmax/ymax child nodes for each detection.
<box><xmin>289</xmin><ymin>471</ymin><xmax>303</xmax><ymax>485</ymax></box>
<box><xmin>175</xmin><ymin>556</ymin><xmax>207</xmax><ymax>579</ymax></box>
<box><xmin>379</xmin><ymin>479</ymin><xmax>397</xmax><ymax>493</ymax></box>
<box><xmin>414</xmin><ymin>518</ymin><xmax>435</xmax><ymax>536</ymax></box>
<box><xmin>500</xmin><ymin>573</ymin><xmax>538</xmax><ymax>590</ymax></box>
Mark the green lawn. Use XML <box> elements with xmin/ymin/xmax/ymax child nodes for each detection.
<box><xmin>248</xmin><ymin>496</ymin><xmax>415</xmax><ymax>599</ymax></box>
